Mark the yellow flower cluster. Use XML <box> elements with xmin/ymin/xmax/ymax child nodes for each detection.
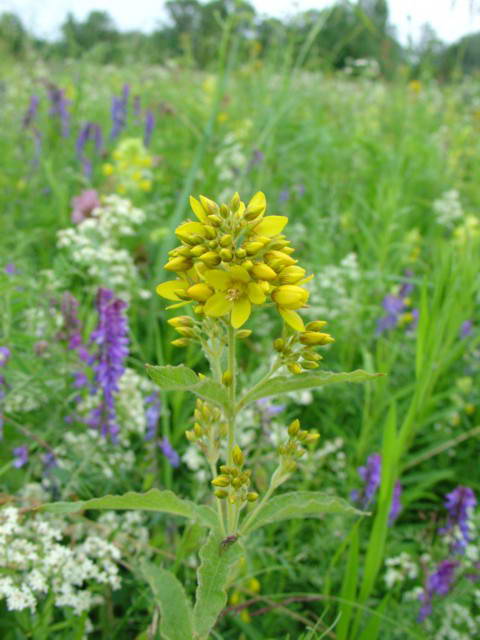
<box><xmin>156</xmin><ymin>192</ymin><xmax>316</xmax><ymax>331</ymax></box>
<box><xmin>102</xmin><ymin>138</ymin><xmax>154</xmax><ymax>194</ymax></box>
<box><xmin>277</xmin><ymin>419</ymin><xmax>320</xmax><ymax>474</ymax></box>
<box><xmin>211</xmin><ymin>445</ymin><xmax>258</xmax><ymax>504</ymax></box>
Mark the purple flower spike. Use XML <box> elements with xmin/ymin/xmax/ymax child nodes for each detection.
<box><xmin>5</xmin><ymin>263</ymin><xmax>18</xmax><ymax>275</ymax></box>
<box><xmin>22</xmin><ymin>95</ymin><xmax>40</xmax><ymax>129</ymax></box>
<box><xmin>439</xmin><ymin>486</ymin><xmax>476</xmax><ymax>553</ymax></box>
<box><xmin>76</xmin><ymin>123</ymin><xmax>103</xmax><ymax>178</ymax></box>
<box><xmin>159</xmin><ymin>437</ymin><xmax>180</xmax><ymax>468</ymax></box>
<box><xmin>13</xmin><ymin>445</ymin><xmax>29</xmax><ymax>468</ymax></box>
<box><xmin>357</xmin><ymin>453</ymin><xmax>382</xmax><ymax>506</ymax></box>
<box><xmin>388</xmin><ymin>481</ymin><xmax>402</xmax><ymax>525</ymax></box>
<box><xmin>460</xmin><ymin>320</ymin><xmax>473</xmax><ymax>339</ymax></box>
<box><xmin>145</xmin><ymin>392</ymin><xmax>161</xmax><ymax>441</ymax></box>
<box><xmin>250</xmin><ymin>149</ymin><xmax>264</xmax><ymax>167</ymax></box>
<box><xmin>279</xmin><ymin>188</ymin><xmax>290</xmax><ymax>203</ymax></box>
<box><xmin>418</xmin><ymin>559</ymin><xmax>458</xmax><ymax>621</ymax></box>
<box><xmin>110</xmin><ymin>85</ymin><xmax>130</xmax><ymax>140</ymax></box>
<box><xmin>0</xmin><ymin>347</ymin><xmax>11</xmax><ymax>367</ymax></box>
<box><xmin>144</xmin><ymin>110</ymin><xmax>155</xmax><ymax>147</ymax></box>
<box><xmin>87</xmin><ymin>288</ymin><xmax>129</xmax><ymax>440</ymax></box>
<box><xmin>47</xmin><ymin>84</ymin><xmax>70</xmax><ymax>137</ymax></box>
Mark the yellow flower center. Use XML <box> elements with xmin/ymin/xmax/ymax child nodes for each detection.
<box><xmin>226</xmin><ymin>283</ymin><xmax>244</xmax><ymax>301</ymax></box>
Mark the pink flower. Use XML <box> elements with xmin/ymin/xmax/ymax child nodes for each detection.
<box><xmin>71</xmin><ymin>189</ymin><xmax>100</xmax><ymax>224</ymax></box>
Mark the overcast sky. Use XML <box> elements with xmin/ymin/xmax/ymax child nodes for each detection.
<box><xmin>1</xmin><ymin>0</ymin><xmax>479</xmax><ymax>44</ymax></box>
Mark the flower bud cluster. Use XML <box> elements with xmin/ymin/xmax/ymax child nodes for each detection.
<box><xmin>277</xmin><ymin>419</ymin><xmax>320</xmax><ymax>474</ymax></box>
<box><xmin>185</xmin><ymin>399</ymin><xmax>227</xmax><ymax>465</ymax></box>
<box><xmin>273</xmin><ymin>321</ymin><xmax>334</xmax><ymax>374</ymax></box>
<box><xmin>102</xmin><ymin>138</ymin><xmax>154</xmax><ymax>194</ymax></box>
<box><xmin>211</xmin><ymin>445</ymin><xmax>259</xmax><ymax>505</ymax></box>
<box><xmin>168</xmin><ymin>315</ymin><xmax>199</xmax><ymax>348</ymax></box>
<box><xmin>156</xmin><ymin>192</ymin><xmax>317</xmax><ymax>332</ymax></box>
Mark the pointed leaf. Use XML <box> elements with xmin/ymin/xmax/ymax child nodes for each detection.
<box><xmin>146</xmin><ymin>364</ymin><xmax>229</xmax><ymax>411</ymax></box>
<box><xmin>244</xmin><ymin>491</ymin><xmax>367</xmax><ymax>534</ymax></box>
<box><xmin>193</xmin><ymin>532</ymin><xmax>242</xmax><ymax>639</ymax></box>
<box><xmin>40</xmin><ymin>489</ymin><xmax>219</xmax><ymax>530</ymax></box>
<box><xmin>238</xmin><ymin>370</ymin><xmax>383</xmax><ymax>410</ymax></box>
<box><xmin>141</xmin><ymin>562</ymin><xmax>194</xmax><ymax>640</ymax></box>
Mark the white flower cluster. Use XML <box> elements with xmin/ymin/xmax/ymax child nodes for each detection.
<box><xmin>429</xmin><ymin>603</ymin><xmax>480</xmax><ymax>640</ymax></box>
<box><xmin>0</xmin><ymin>506</ymin><xmax>120</xmax><ymax>617</ymax></box>
<box><xmin>53</xmin><ymin>430</ymin><xmax>135</xmax><ymax>481</ymax></box>
<box><xmin>182</xmin><ymin>446</ymin><xmax>209</xmax><ymax>483</ymax></box>
<box><xmin>384</xmin><ymin>552</ymin><xmax>418</xmax><ymax>588</ymax></box>
<box><xmin>311</xmin><ymin>437</ymin><xmax>347</xmax><ymax>481</ymax></box>
<box><xmin>433</xmin><ymin>189</ymin><xmax>464</xmax><ymax>228</ymax></box>
<box><xmin>57</xmin><ymin>195</ymin><xmax>148</xmax><ymax>301</ymax></box>
<box><xmin>308</xmin><ymin>252</ymin><xmax>361</xmax><ymax>321</ymax></box>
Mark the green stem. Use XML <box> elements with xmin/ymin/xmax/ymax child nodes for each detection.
<box><xmin>226</xmin><ymin>324</ymin><xmax>237</xmax><ymax>533</ymax></box>
<box><xmin>239</xmin><ymin>481</ymin><xmax>276</xmax><ymax>536</ymax></box>
<box><xmin>235</xmin><ymin>360</ymin><xmax>282</xmax><ymax>413</ymax></box>
<box><xmin>209</xmin><ymin>461</ymin><xmax>226</xmax><ymax>536</ymax></box>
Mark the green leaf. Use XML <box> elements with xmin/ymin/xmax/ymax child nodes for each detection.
<box><xmin>146</xmin><ymin>364</ymin><xmax>229</xmax><ymax>411</ymax></box>
<box><xmin>141</xmin><ymin>562</ymin><xmax>194</xmax><ymax>640</ymax></box>
<box><xmin>193</xmin><ymin>532</ymin><xmax>243</xmax><ymax>640</ymax></box>
<box><xmin>238</xmin><ymin>370</ymin><xmax>383</xmax><ymax>409</ymax></box>
<box><xmin>336</xmin><ymin>527</ymin><xmax>359</xmax><ymax>640</ymax></box>
<box><xmin>40</xmin><ymin>489</ymin><xmax>218</xmax><ymax>530</ymax></box>
<box><xmin>244</xmin><ymin>491</ymin><xmax>367</xmax><ymax>534</ymax></box>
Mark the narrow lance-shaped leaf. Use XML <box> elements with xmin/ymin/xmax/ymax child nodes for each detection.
<box><xmin>238</xmin><ymin>370</ymin><xmax>384</xmax><ymax>410</ymax></box>
<box><xmin>243</xmin><ymin>491</ymin><xmax>367</xmax><ymax>535</ymax></box>
<box><xmin>40</xmin><ymin>489</ymin><xmax>219</xmax><ymax>530</ymax></box>
<box><xmin>141</xmin><ymin>562</ymin><xmax>194</xmax><ymax>640</ymax></box>
<box><xmin>146</xmin><ymin>364</ymin><xmax>229</xmax><ymax>411</ymax></box>
<box><xmin>193</xmin><ymin>532</ymin><xmax>243</xmax><ymax>640</ymax></box>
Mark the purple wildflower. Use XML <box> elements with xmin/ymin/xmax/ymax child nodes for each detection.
<box><xmin>439</xmin><ymin>486</ymin><xmax>476</xmax><ymax>553</ymax></box>
<box><xmin>144</xmin><ymin>110</ymin><xmax>155</xmax><ymax>147</ymax></box>
<box><xmin>22</xmin><ymin>95</ymin><xmax>40</xmax><ymax>129</ymax></box>
<box><xmin>57</xmin><ymin>293</ymin><xmax>90</xmax><ymax>364</ymax></box>
<box><xmin>76</xmin><ymin>123</ymin><xmax>103</xmax><ymax>178</ymax></box>
<box><xmin>279</xmin><ymin>188</ymin><xmax>290</xmax><ymax>203</ymax></box>
<box><xmin>388</xmin><ymin>481</ymin><xmax>402</xmax><ymax>525</ymax></box>
<box><xmin>256</xmin><ymin>398</ymin><xmax>285</xmax><ymax>424</ymax></box>
<box><xmin>0</xmin><ymin>347</ymin><xmax>11</xmax><ymax>367</ymax></box>
<box><xmin>87</xmin><ymin>288</ymin><xmax>129</xmax><ymax>440</ymax></box>
<box><xmin>4</xmin><ymin>263</ymin><xmax>18</xmax><ymax>275</ymax></box>
<box><xmin>47</xmin><ymin>84</ymin><xmax>70</xmax><ymax>137</ymax></box>
<box><xmin>71</xmin><ymin>189</ymin><xmax>100</xmax><ymax>225</ymax></box>
<box><xmin>376</xmin><ymin>271</ymin><xmax>418</xmax><ymax>335</ymax></box>
<box><xmin>145</xmin><ymin>392</ymin><xmax>161</xmax><ymax>441</ymax></box>
<box><xmin>12</xmin><ymin>445</ymin><xmax>29</xmax><ymax>468</ymax></box>
<box><xmin>250</xmin><ymin>149</ymin><xmax>264</xmax><ymax>167</ymax></box>
<box><xmin>159</xmin><ymin>437</ymin><xmax>180</xmax><ymax>468</ymax></box>
<box><xmin>356</xmin><ymin>453</ymin><xmax>382</xmax><ymax>507</ymax></box>
<box><xmin>460</xmin><ymin>320</ymin><xmax>473</xmax><ymax>339</ymax></box>
<box><xmin>43</xmin><ymin>451</ymin><xmax>57</xmax><ymax>473</ymax></box>
<box><xmin>418</xmin><ymin>559</ymin><xmax>458</xmax><ymax>621</ymax></box>
<box><xmin>110</xmin><ymin>85</ymin><xmax>130</xmax><ymax>140</ymax></box>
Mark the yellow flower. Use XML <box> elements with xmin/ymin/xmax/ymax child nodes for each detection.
<box><xmin>203</xmin><ymin>266</ymin><xmax>266</xmax><ymax>328</ymax></box>
<box><xmin>271</xmin><ymin>285</ymin><xmax>309</xmax><ymax>331</ymax></box>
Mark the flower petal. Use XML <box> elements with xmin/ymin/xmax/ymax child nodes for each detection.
<box><xmin>189</xmin><ymin>196</ymin><xmax>207</xmax><ymax>222</ymax></box>
<box><xmin>247</xmin><ymin>282</ymin><xmax>266</xmax><ymax>305</ymax></box>
<box><xmin>204</xmin><ymin>292</ymin><xmax>232</xmax><ymax>317</ymax></box>
<box><xmin>246</xmin><ymin>191</ymin><xmax>266</xmax><ymax>216</ymax></box>
<box><xmin>228</xmin><ymin>265</ymin><xmax>250</xmax><ymax>283</ymax></box>
<box><xmin>278</xmin><ymin>308</ymin><xmax>305</xmax><ymax>331</ymax></box>
<box><xmin>203</xmin><ymin>269</ymin><xmax>231</xmax><ymax>290</ymax></box>
<box><xmin>231</xmin><ymin>297</ymin><xmax>251</xmax><ymax>328</ymax></box>
<box><xmin>175</xmin><ymin>221</ymin><xmax>205</xmax><ymax>241</ymax></box>
<box><xmin>166</xmin><ymin>301</ymin><xmax>190</xmax><ymax>310</ymax></box>
<box><xmin>253</xmin><ymin>215</ymin><xmax>288</xmax><ymax>237</ymax></box>
<box><xmin>156</xmin><ymin>280</ymin><xmax>188</xmax><ymax>301</ymax></box>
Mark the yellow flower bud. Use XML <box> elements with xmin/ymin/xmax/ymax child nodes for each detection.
<box><xmin>220</xmin><ymin>204</ymin><xmax>229</xmax><ymax>218</ymax></box>
<box><xmin>232</xmin><ymin>445</ymin><xmax>244</xmax><ymax>467</ymax></box>
<box><xmin>235</xmin><ymin>248</ymin><xmax>247</xmax><ymax>259</ymax></box>
<box><xmin>278</xmin><ymin>266</ymin><xmax>306</xmax><ymax>284</ymax></box>
<box><xmin>214</xmin><ymin>489</ymin><xmax>229</xmax><ymax>499</ymax></box>
<box><xmin>231</xmin><ymin>477</ymin><xmax>243</xmax><ymax>489</ymax></box>
<box><xmin>207</xmin><ymin>214</ymin><xmax>222</xmax><ymax>226</ymax></box>
<box><xmin>288</xmin><ymin>363</ymin><xmax>303</xmax><ymax>375</ymax></box>
<box><xmin>220</xmin><ymin>465</ymin><xmax>235</xmax><ymax>474</ymax></box>
<box><xmin>208</xmin><ymin>239</ymin><xmax>218</xmax><ymax>249</ymax></box>
<box><xmin>273</xmin><ymin>338</ymin><xmax>285</xmax><ymax>352</ymax></box>
<box><xmin>265</xmin><ymin>250</ymin><xmax>297</xmax><ymax>269</ymax></box>
<box><xmin>288</xmin><ymin>419</ymin><xmax>300</xmax><ymax>437</ymax></box>
<box><xmin>176</xmin><ymin>326</ymin><xmax>196</xmax><ymax>338</ymax></box>
<box><xmin>284</xmin><ymin>459</ymin><xmax>298</xmax><ymax>473</ymax></box>
<box><xmin>244</xmin><ymin>241</ymin><xmax>264</xmax><ymax>255</ymax></box>
<box><xmin>200</xmin><ymin>251</ymin><xmax>221</xmax><ymax>267</ymax></box>
<box><xmin>164</xmin><ymin>257</ymin><xmax>193</xmax><ymax>272</ymax></box>
<box><xmin>200</xmin><ymin>195</ymin><xmax>218</xmax><ymax>214</ymax></box>
<box><xmin>222</xmin><ymin>370</ymin><xmax>233</xmax><ymax>386</ymax></box>
<box><xmin>186</xmin><ymin>283</ymin><xmax>214</xmax><ymax>302</ymax></box>
<box><xmin>212</xmin><ymin>475</ymin><xmax>230</xmax><ymax>487</ymax></box>
<box><xmin>185</xmin><ymin>430</ymin><xmax>196</xmax><ymax>441</ymax></box>
<box><xmin>301</xmin><ymin>361</ymin><xmax>319</xmax><ymax>369</ymax></box>
<box><xmin>190</xmin><ymin>244</ymin><xmax>208</xmax><ymax>257</ymax></box>
<box><xmin>236</xmin><ymin>329</ymin><xmax>252</xmax><ymax>339</ymax></box>
<box><xmin>176</xmin><ymin>246</ymin><xmax>192</xmax><ymax>257</ymax></box>
<box><xmin>204</xmin><ymin>225</ymin><xmax>217</xmax><ymax>239</ymax></box>
<box><xmin>171</xmin><ymin>338</ymin><xmax>190</xmax><ymax>347</ymax></box>
<box><xmin>246</xmin><ymin>492</ymin><xmax>259</xmax><ymax>502</ymax></box>
<box><xmin>194</xmin><ymin>422</ymin><xmax>204</xmax><ymax>437</ymax></box>
<box><xmin>272</xmin><ymin>285</ymin><xmax>309</xmax><ymax>309</ymax></box>
<box><xmin>102</xmin><ymin>163</ymin><xmax>114</xmax><ymax>176</ymax></box>
<box><xmin>220</xmin><ymin>234</ymin><xmax>232</xmax><ymax>247</ymax></box>
<box><xmin>251</xmin><ymin>263</ymin><xmax>277</xmax><ymax>281</ymax></box>
<box><xmin>297</xmin><ymin>430</ymin><xmax>309</xmax><ymax>441</ymax></box>
<box><xmin>306</xmin><ymin>432</ymin><xmax>320</xmax><ymax>444</ymax></box>
<box><xmin>167</xmin><ymin>316</ymin><xmax>193</xmax><ymax>328</ymax></box>
<box><xmin>219</xmin><ymin>248</ymin><xmax>233</xmax><ymax>262</ymax></box>
<box><xmin>245</xmin><ymin>191</ymin><xmax>266</xmax><ymax>219</ymax></box>
<box><xmin>248</xmin><ymin>577</ymin><xmax>261</xmax><ymax>592</ymax></box>
<box><xmin>301</xmin><ymin>350</ymin><xmax>322</xmax><ymax>362</ymax></box>
<box><xmin>299</xmin><ymin>332</ymin><xmax>335</xmax><ymax>346</ymax></box>
<box><xmin>230</xmin><ymin>192</ymin><xmax>241</xmax><ymax>211</ymax></box>
<box><xmin>465</xmin><ymin>404</ymin><xmax>475</xmax><ymax>415</ymax></box>
<box><xmin>306</xmin><ymin>320</ymin><xmax>328</xmax><ymax>331</ymax></box>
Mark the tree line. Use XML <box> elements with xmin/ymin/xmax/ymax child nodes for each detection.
<box><xmin>0</xmin><ymin>0</ymin><xmax>476</xmax><ymax>76</ymax></box>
